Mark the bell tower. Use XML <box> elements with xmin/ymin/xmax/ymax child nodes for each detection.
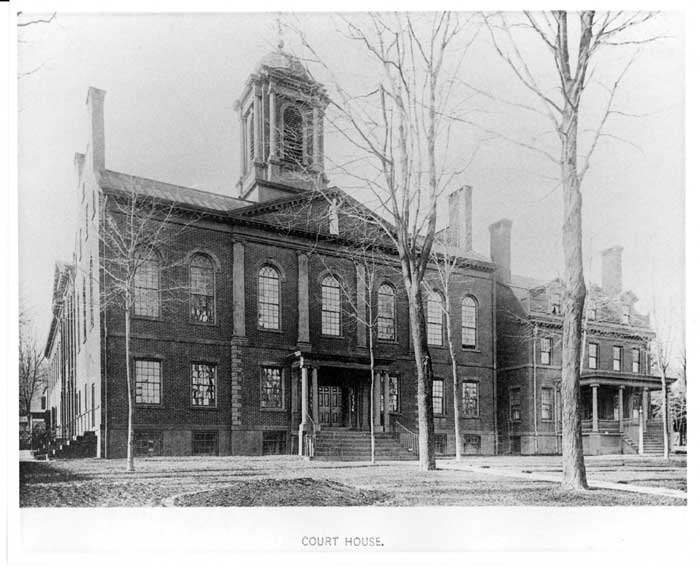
<box><xmin>235</xmin><ymin>43</ymin><xmax>328</xmax><ymax>202</ymax></box>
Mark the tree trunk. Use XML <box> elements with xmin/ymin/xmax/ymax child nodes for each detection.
<box><xmin>406</xmin><ymin>280</ymin><xmax>436</xmax><ymax>471</ymax></box>
<box><xmin>125</xmin><ymin>309</ymin><xmax>135</xmax><ymax>472</ymax></box>
<box><xmin>559</xmin><ymin>111</ymin><xmax>588</xmax><ymax>491</ymax></box>
<box><xmin>369</xmin><ymin>331</ymin><xmax>376</xmax><ymax>465</ymax></box>
<box><xmin>445</xmin><ymin>297</ymin><xmax>462</xmax><ymax>462</ymax></box>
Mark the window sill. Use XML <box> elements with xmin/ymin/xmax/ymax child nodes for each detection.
<box><xmin>132</xmin><ymin>315</ymin><xmax>164</xmax><ymax>322</ymax></box>
<box><xmin>260</xmin><ymin>407</ymin><xmax>286</xmax><ymax>413</ymax></box>
<box><xmin>135</xmin><ymin>403</ymin><xmax>163</xmax><ymax>409</ymax></box>
<box><xmin>320</xmin><ymin>334</ymin><xmax>344</xmax><ymax>340</ymax></box>
<box><xmin>257</xmin><ymin>327</ymin><xmax>284</xmax><ymax>334</ymax></box>
<box><xmin>377</xmin><ymin>339</ymin><xmax>399</xmax><ymax>345</ymax></box>
<box><xmin>191</xmin><ymin>405</ymin><xmax>218</xmax><ymax>410</ymax></box>
<box><xmin>189</xmin><ymin>321</ymin><xmax>219</xmax><ymax>327</ymax></box>
<box><xmin>461</xmin><ymin>346</ymin><xmax>479</xmax><ymax>352</ymax></box>
<box><xmin>462</xmin><ymin>415</ymin><xmax>480</xmax><ymax>420</ymax></box>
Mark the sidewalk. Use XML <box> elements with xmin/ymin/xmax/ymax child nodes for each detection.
<box><xmin>19</xmin><ymin>450</ymin><xmax>36</xmax><ymax>462</ymax></box>
<box><xmin>438</xmin><ymin>459</ymin><xmax>687</xmax><ymax>500</ymax></box>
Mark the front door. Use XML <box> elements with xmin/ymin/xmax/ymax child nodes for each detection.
<box><xmin>319</xmin><ymin>385</ymin><xmax>343</xmax><ymax>427</ymax></box>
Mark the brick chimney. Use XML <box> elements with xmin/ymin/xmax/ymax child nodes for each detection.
<box><xmin>86</xmin><ymin>87</ymin><xmax>106</xmax><ymax>172</ymax></box>
<box><xmin>447</xmin><ymin>185</ymin><xmax>472</xmax><ymax>251</ymax></box>
<box><xmin>601</xmin><ymin>245</ymin><xmax>623</xmax><ymax>296</ymax></box>
<box><xmin>489</xmin><ymin>218</ymin><xmax>513</xmax><ymax>283</ymax></box>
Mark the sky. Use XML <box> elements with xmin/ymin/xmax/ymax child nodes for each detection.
<box><xmin>17</xmin><ymin>12</ymin><xmax>684</xmax><ymax>354</ymax></box>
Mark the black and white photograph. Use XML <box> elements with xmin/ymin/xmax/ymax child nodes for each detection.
<box><xmin>7</xmin><ymin>0</ymin><xmax>693</xmax><ymax>560</ymax></box>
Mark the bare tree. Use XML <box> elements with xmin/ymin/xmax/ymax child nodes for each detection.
<box><xmin>100</xmin><ymin>187</ymin><xmax>195</xmax><ymax>472</ymax></box>
<box><xmin>471</xmin><ymin>11</ymin><xmax>660</xmax><ymax>490</ymax></box>
<box><xmin>19</xmin><ymin>305</ymin><xmax>46</xmax><ymax>420</ymax></box>
<box><xmin>17</xmin><ymin>12</ymin><xmax>57</xmax><ymax>80</ymax></box>
<box><xmin>290</xmin><ymin>12</ymin><xmax>476</xmax><ymax>470</ymax></box>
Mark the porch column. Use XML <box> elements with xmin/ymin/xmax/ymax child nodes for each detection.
<box><xmin>383</xmin><ymin>372</ymin><xmax>391</xmax><ymax>432</ymax></box>
<box><xmin>642</xmin><ymin>387</ymin><xmax>649</xmax><ymax>432</ymax></box>
<box><xmin>591</xmin><ymin>384</ymin><xmax>599</xmax><ymax>433</ymax></box>
<box><xmin>298</xmin><ymin>365</ymin><xmax>309</xmax><ymax>456</ymax></box>
<box><xmin>311</xmin><ymin>367</ymin><xmax>319</xmax><ymax>425</ymax></box>
<box><xmin>618</xmin><ymin>385</ymin><xmax>625</xmax><ymax>433</ymax></box>
<box><xmin>373</xmin><ymin>373</ymin><xmax>382</xmax><ymax>427</ymax></box>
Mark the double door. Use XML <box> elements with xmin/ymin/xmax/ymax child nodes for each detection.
<box><xmin>318</xmin><ymin>385</ymin><xmax>343</xmax><ymax>427</ymax></box>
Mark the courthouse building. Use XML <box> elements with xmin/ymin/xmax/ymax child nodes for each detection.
<box><xmin>43</xmin><ymin>47</ymin><xmax>667</xmax><ymax>459</ymax></box>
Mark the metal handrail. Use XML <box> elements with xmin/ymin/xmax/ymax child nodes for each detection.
<box><xmin>392</xmin><ymin>420</ymin><xmax>418</xmax><ymax>454</ymax></box>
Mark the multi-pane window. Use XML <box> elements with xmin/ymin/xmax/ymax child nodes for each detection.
<box><xmin>135</xmin><ymin>359</ymin><xmax>161</xmax><ymax>405</ymax></box>
<box><xmin>510</xmin><ymin>388</ymin><xmax>521</xmax><ymax>421</ymax></box>
<box><xmin>134</xmin><ymin>430</ymin><xmax>163</xmax><ymax>457</ymax></box>
<box><xmin>462</xmin><ymin>381</ymin><xmax>479</xmax><ymax>418</ymax></box>
<box><xmin>613</xmin><ymin>346</ymin><xmax>622</xmax><ymax>371</ymax></box>
<box><xmin>622</xmin><ymin>305</ymin><xmax>631</xmax><ymax>325</ymax></box>
<box><xmin>380</xmin><ymin>373</ymin><xmax>400</xmax><ymax>413</ymax></box>
<box><xmin>463</xmin><ymin>435</ymin><xmax>481</xmax><ymax>455</ymax></box>
<box><xmin>432</xmin><ymin>378</ymin><xmax>444</xmax><ymax>415</ymax></box>
<box><xmin>632</xmin><ymin>348</ymin><xmax>640</xmax><ymax>373</ymax></box>
<box><xmin>461</xmin><ymin>296</ymin><xmax>477</xmax><ymax>348</ymax></box>
<box><xmin>541</xmin><ymin>387</ymin><xmax>554</xmax><ymax>420</ymax></box>
<box><xmin>89</xmin><ymin>256</ymin><xmax>95</xmax><ymax>328</ymax></box>
<box><xmin>257</xmin><ymin>266</ymin><xmax>280</xmax><ymax>329</ymax></box>
<box><xmin>262</xmin><ymin>431</ymin><xmax>287</xmax><ymax>455</ymax></box>
<box><xmin>540</xmin><ymin>337</ymin><xmax>552</xmax><ymax>365</ymax></box>
<box><xmin>551</xmin><ymin>293</ymin><xmax>561</xmax><ymax>315</ymax></box>
<box><xmin>427</xmin><ymin>291</ymin><xmax>444</xmax><ymax>346</ymax></box>
<box><xmin>134</xmin><ymin>250</ymin><xmax>160</xmax><ymax>318</ymax></box>
<box><xmin>190</xmin><ymin>254</ymin><xmax>215</xmax><ymax>323</ymax></box>
<box><xmin>377</xmin><ymin>283</ymin><xmax>396</xmax><ymax>341</ymax></box>
<box><xmin>433</xmin><ymin>434</ymin><xmax>447</xmax><ymax>454</ymax></box>
<box><xmin>283</xmin><ymin>106</ymin><xmax>304</xmax><ymax>165</ymax></box>
<box><xmin>588</xmin><ymin>343</ymin><xmax>599</xmax><ymax>369</ymax></box>
<box><xmin>191</xmin><ymin>363</ymin><xmax>217</xmax><ymax>407</ymax></box>
<box><xmin>261</xmin><ymin>366</ymin><xmax>283</xmax><ymax>409</ymax></box>
<box><xmin>321</xmin><ymin>275</ymin><xmax>341</xmax><ymax>336</ymax></box>
<box><xmin>192</xmin><ymin>431</ymin><xmax>218</xmax><ymax>456</ymax></box>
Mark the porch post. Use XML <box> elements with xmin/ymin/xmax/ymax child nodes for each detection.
<box><xmin>591</xmin><ymin>384</ymin><xmax>599</xmax><ymax>433</ymax></box>
<box><xmin>373</xmin><ymin>372</ymin><xmax>382</xmax><ymax>427</ymax></box>
<box><xmin>642</xmin><ymin>387</ymin><xmax>649</xmax><ymax>432</ymax></box>
<box><xmin>618</xmin><ymin>385</ymin><xmax>624</xmax><ymax>433</ymax></box>
<box><xmin>298</xmin><ymin>365</ymin><xmax>309</xmax><ymax>456</ymax></box>
<box><xmin>311</xmin><ymin>367</ymin><xmax>319</xmax><ymax>425</ymax></box>
<box><xmin>383</xmin><ymin>371</ymin><xmax>391</xmax><ymax>432</ymax></box>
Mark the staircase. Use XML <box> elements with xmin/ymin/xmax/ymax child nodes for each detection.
<box><xmin>313</xmin><ymin>428</ymin><xmax>418</xmax><ymax>461</ymax></box>
<box><xmin>39</xmin><ymin>431</ymin><xmax>97</xmax><ymax>460</ymax></box>
<box><xmin>622</xmin><ymin>424</ymin><xmax>666</xmax><ymax>455</ymax></box>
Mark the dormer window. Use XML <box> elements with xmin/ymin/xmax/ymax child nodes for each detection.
<box><xmin>282</xmin><ymin>106</ymin><xmax>304</xmax><ymax>166</ymax></box>
<box><xmin>622</xmin><ymin>305</ymin><xmax>631</xmax><ymax>325</ymax></box>
<box><xmin>551</xmin><ymin>293</ymin><xmax>561</xmax><ymax>315</ymax></box>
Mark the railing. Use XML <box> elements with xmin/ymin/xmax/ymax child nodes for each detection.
<box><xmin>392</xmin><ymin>420</ymin><xmax>418</xmax><ymax>455</ymax></box>
<box><xmin>300</xmin><ymin>415</ymin><xmax>316</xmax><ymax>459</ymax></box>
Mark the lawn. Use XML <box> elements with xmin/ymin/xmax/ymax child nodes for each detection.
<box><xmin>19</xmin><ymin>455</ymin><xmax>686</xmax><ymax>507</ymax></box>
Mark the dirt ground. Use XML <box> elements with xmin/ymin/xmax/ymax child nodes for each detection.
<box><xmin>19</xmin><ymin>454</ymin><xmax>686</xmax><ymax>507</ymax></box>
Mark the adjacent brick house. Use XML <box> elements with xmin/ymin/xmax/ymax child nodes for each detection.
<box><xmin>43</xmin><ymin>47</ymin><xmax>665</xmax><ymax>459</ymax></box>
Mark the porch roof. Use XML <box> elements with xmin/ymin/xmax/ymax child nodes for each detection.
<box><xmin>580</xmin><ymin>370</ymin><xmax>668</xmax><ymax>389</ymax></box>
<box><xmin>288</xmin><ymin>350</ymin><xmax>395</xmax><ymax>371</ymax></box>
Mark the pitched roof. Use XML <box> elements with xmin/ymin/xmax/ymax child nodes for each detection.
<box><xmin>99</xmin><ymin>169</ymin><xmax>251</xmax><ymax>213</ymax></box>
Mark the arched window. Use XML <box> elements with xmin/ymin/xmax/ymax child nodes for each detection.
<box><xmin>134</xmin><ymin>249</ymin><xmax>160</xmax><ymax>318</ymax></box>
<box><xmin>190</xmin><ymin>253</ymin><xmax>215</xmax><ymax>323</ymax></box>
<box><xmin>377</xmin><ymin>283</ymin><xmax>396</xmax><ymax>341</ymax></box>
<box><xmin>257</xmin><ymin>265</ymin><xmax>280</xmax><ymax>330</ymax></box>
<box><xmin>427</xmin><ymin>291</ymin><xmax>444</xmax><ymax>346</ymax></box>
<box><xmin>321</xmin><ymin>275</ymin><xmax>341</xmax><ymax>336</ymax></box>
<box><xmin>461</xmin><ymin>296</ymin><xmax>477</xmax><ymax>348</ymax></box>
<box><xmin>283</xmin><ymin>106</ymin><xmax>304</xmax><ymax>166</ymax></box>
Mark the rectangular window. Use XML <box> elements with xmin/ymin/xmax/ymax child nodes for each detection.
<box><xmin>433</xmin><ymin>434</ymin><xmax>447</xmax><ymax>454</ymax></box>
<box><xmin>632</xmin><ymin>348</ymin><xmax>640</xmax><ymax>373</ymax></box>
<box><xmin>432</xmin><ymin>379</ymin><xmax>444</xmax><ymax>415</ymax></box>
<box><xmin>135</xmin><ymin>359</ymin><xmax>161</xmax><ymax>405</ymax></box>
<box><xmin>41</xmin><ymin>395</ymin><xmax>47</xmax><ymax>410</ymax></box>
<box><xmin>192</xmin><ymin>431</ymin><xmax>218</xmax><ymax>456</ymax></box>
<box><xmin>588</xmin><ymin>343</ymin><xmax>599</xmax><ymax>369</ymax></box>
<box><xmin>321</xmin><ymin>278</ymin><xmax>341</xmax><ymax>336</ymax></box>
<box><xmin>462</xmin><ymin>381</ymin><xmax>479</xmax><ymax>418</ymax></box>
<box><xmin>262</xmin><ymin>431</ymin><xmax>287</xmax><ymax>455</ymax></box>
<box><xmin>427</xmin><ymin>294</ymin><xmax>444</xmax><ymax>346</ymax></box>
<box><xmin>540</xmin><ymin>337</ymin><xmax>552</xmax><ymax>365</ymax></box>
<box><xmin>134</xmin><ymin>430</ymin><xmax>163</xmax><ymax>457</ymax></box>
<box><xmin>510</xmin><ymin>388</ymin><xmax>521</xmax><ymax>421</ymax></box>
<box><xmin>613</xmin><ymin>346</ymin><xmax>622</xmax><ymax>371</ymax></box>
<box><xmin>191</xmin><ymin>363</ymin><xmax>217</xmax><ymax>407</ymax></box>
<box><xmin>135</xmin><ymin>257</ymin><xmax>160</xmax><ymax>318</ymax></box>
<box><xmin>541</xmin><ymin>387</ymin><xmax>554</xmax><ymax>420</ymax></box>
<box><xmin>260</xmin><ymin>366</ymin><xmax>283</xmax><ymax>409</ymax></box>
<box><xmin>463</xmin><ymin>435</ymin><xmax>481</xmax><ymax>455</ymax></box>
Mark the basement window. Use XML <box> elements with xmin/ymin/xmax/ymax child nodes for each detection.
<box><xmin>262</xmin><ymin>431</ymin><xmax>287</xmax><ymax>455</ymax></box>
<box><xmin>192</xmin><ymin>431</ymin><xmax>218</xmax><ymax>456</ymax></box>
